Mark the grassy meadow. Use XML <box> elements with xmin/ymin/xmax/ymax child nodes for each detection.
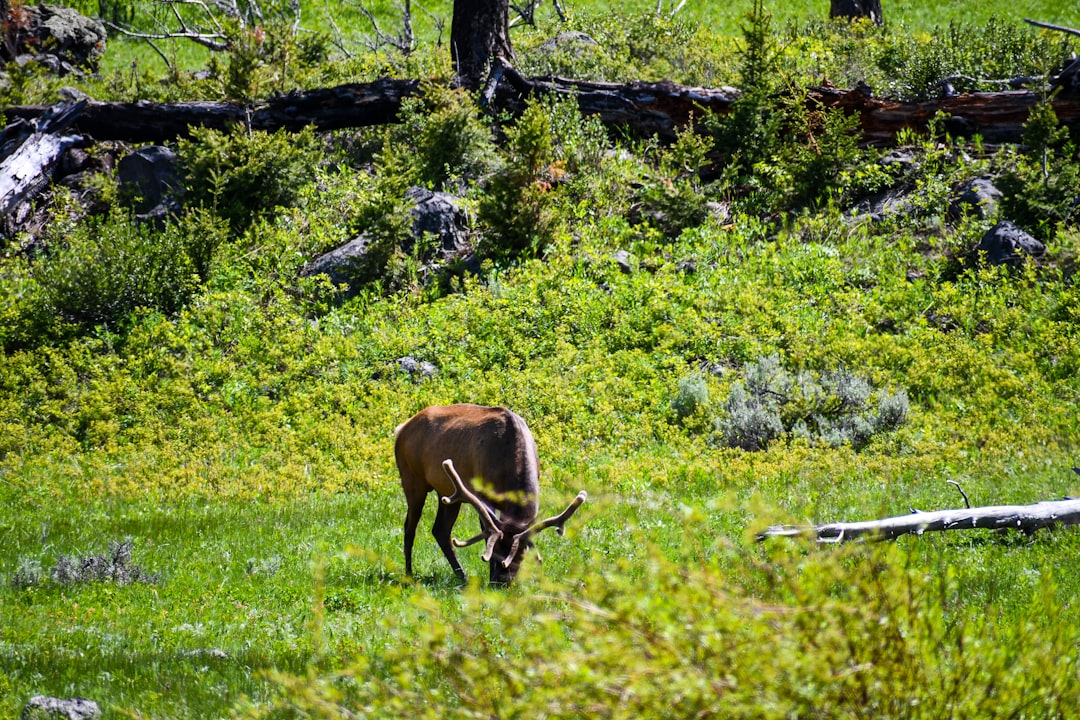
<box><xmin>2</xmin><ymin>0</ymin><xmax>1080</xmax><ymax>717</ymax></box>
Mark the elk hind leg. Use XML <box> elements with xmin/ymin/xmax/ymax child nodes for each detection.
<box><xmin>402</xmin><ymin>486</ymin><xmax>427</xmax><ymax>577</ymax></box>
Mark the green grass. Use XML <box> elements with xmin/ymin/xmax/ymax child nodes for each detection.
<box><xmin>92</xmin><ymin>0</ymin><xmax>1080</xmax><ymax>81</ymax></box>
<box><xmin>3</xmin><ymin>0</ymin><xmax>1080</xmax><ymax>716</ymax></box>
<box><xmin>3</xmin><ymin>210</ymin><xmax>1079</xmax><ymax>715</ymax></box>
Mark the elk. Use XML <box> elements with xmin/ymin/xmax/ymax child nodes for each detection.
<box><xmin>394</xmin><ymin>404</ymin><xmax>587</xmax><ymax>585</ymax></box>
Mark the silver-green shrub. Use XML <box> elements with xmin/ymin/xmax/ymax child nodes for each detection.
<box><xmin>716</xmin><ymin>355</ymin><xmax>910</xmax><ymax>451</ymax></box>
<box><xmin>671</xmin><ymin>371</ymin><xmax>709</xmax><ymax>419</ymax></box>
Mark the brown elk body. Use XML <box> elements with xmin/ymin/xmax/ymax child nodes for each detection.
<box><xmin>394</xmin><ymin>403</ymin><xmax>586</xmax><ymax>585</ymax></box>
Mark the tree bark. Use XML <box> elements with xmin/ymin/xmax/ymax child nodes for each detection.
<box><xmin>830</xmin><ymin>0</ymin><xmax>883</xmax><ymax>25</ymax></box>
<box><xmin>451</xmin><ymin>0</ymin><xmax>514</xmax><ymax>87</ymax></box>
<box><xmin>757</xmin><ymin>498</ymin><xmax>1080</xmax><ymax>543</ymax></box>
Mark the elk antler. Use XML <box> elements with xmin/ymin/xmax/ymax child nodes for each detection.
<box><xmin>440</xmin><ymin>459</ymin><xmax>503</xmax><ymax>562</ymax></box>
<box><xmin>503</xmin><ymin>491</ymin><xmax>587</xmax><ymax>568</ymax></box>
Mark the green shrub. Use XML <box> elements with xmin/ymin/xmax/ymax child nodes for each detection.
<box><xmin>390</xmin><ymin>83</ymin><xmax>497</xmax><ymax>190</ymax></box>
<box><xmin>515</xmin><ymin>11</ymin><xmax>725</xmax><ymax>84</ymax></box>
<box><xmin>179</xmin><ymin>125</ymin><xmax>321</xmax><ymax>236</ymax></box>
<box><xmin>780</xmin><ymin>90</ymin><xmax>873</xmax><ymax>208</ymax></box>
<box><xmin>709</xmin><ymin>0</ymin><xmax>782</xmax><ymax>176</ymax></box>
<box><xmin>32</xmin><ymin>210</ymin><xmax>204</xmax><ymax>332</ymax></box>
<box><xmin>997</xmin><ymin>100</ymin><xmax>1080</xmax><ymax>242</ymax></box>
<box><xmin>202</xmin><ymin>20</ymin><xmax>333</xmax><ymax>101</ymax></box>
<box><xmin>635</xmin><ymin>124</ymin><xmax>712</xmax><ymax>237</ymax></box>
<box><xmin>671</xmin><ymin>370</ymin><xmax>709</xmax><ymax>419</ymax></box>
<box><xmin>477</xmin><ymin>98</ymin><xmax>559</xmax><ymax>263</ymax></box>
<box><xmin>874</xmin><ymin>19</ymin><xmax>1074</xmax><ymax>101</ymax></box>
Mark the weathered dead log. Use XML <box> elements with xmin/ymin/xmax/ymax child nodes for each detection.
<box><xmin>758</xmin><ymin>497</ymin><xmax>1080</xmax><ymax>543</ymax></box>
<box><xmin>2</xmin><ymin>77</ymin><xmax>1079</xmax><ymax>147</ymax></box>
<box><xmin>809</xmin><ymin>84</ymin><xmax>1080</xmax><ymax>145</ymax></box>
<box><xmin>0</xmin><ymin>101</ymin><xmax>87</xmax><ymax>216</ymax></box>
<box><xmin>3</xmin><ymin>78</ymin><xmax>423</xmax><ymax>143</ymax></box>
<box><xmin>492</xmin><ymin>76</ymin><xmax>741</xmax><ymax>141</ymax></box>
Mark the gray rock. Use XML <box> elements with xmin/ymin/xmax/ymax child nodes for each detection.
<box><xmin>977</xmin><ymin>220</ymin><xmax>1045</xmax><ymax>266</ymax></box>
<box><xmin>398</xmin><ymin>356</ymin><xmax>436</xmax><ymax>378</ymax></box>
<box><xmin>117</xmin><ymin>146</ymin><xmax>180</xmax><ymax>214</ymax></box>
<box><xmin>300</xmin><ymin>235</ymin><xmax>371</xmax><ymax>289</ymax></box>
<box><xmin>849</xmin><ymin>188</ymin><xmax>914</xmax><ymax>223</ymax></box>
<box><xmin>614</xmin><ymin>249</ymin><xmax>633</xmax><ymax>274</ymax></box>
<box><xmin>38</xmin><ymin>6</ymin><xmax>107</xmax><ymax>69</ymax></box>
<box><xmin>538</xmin><ymin>31</ymin><xmax>600</xmax><ymax>56</ymax></box>
<box><xmin>300</xmin><ymin>187</ymin><xmax>472</xmax><ymax>295</ymax></box>
<box><xmin>880</xmin><ymin>148</ymin><xmax>919</xmax><ymax>169</ymax></box>
<box><xmin>404</xmin><ymin>186</ymin><xmax>471</xmax><ymax>260</ymax></box>
<box><xmin>8</xmin><ymin>6</ymin><xmax>106</xmax><ymax>74</ymax></box>
<box><xmin>950</xmin><ymin>176</ymin><xmax>1002</xmax><ymax>221</ymax></box>
<box><xmin>21</xmin><ymin>696</ymin><xmax>100</xmax><ymax>720</ymax></box>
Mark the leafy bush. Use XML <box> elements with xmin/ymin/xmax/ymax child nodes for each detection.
<box><xmin>996</xmin><ymin>100</ymin><xmax>1080</xmax><ymax>242</ymax></box>
<box><xmin>477</xmin><ymin>97</ymin><xmax>560</xmax><ymax>263</ymax></box>
<box><xmin>873</xmin><ymin>19</ymin><xmax>1074</xmax><ymax>101</ymax></box>
<box><xmin>671</xmin><ymin>370</ymin><xmax>709</xmax><ymax>419</ymax></box>
<box><xmin>32</xmin><ymin>211</ymin><xmax>207</xmax><ymax>331</ymax></box>
<box><xmin>388</xmin><ymin>82</ymin><xmax>497</xmax><ymax>191</ymax></box>
<box><xmin>515</xmin><ymin>11</ymin><xmax>727</xmax><ymax>84</ymax></box>
<box><xmin>179</xmin><ymin>125</ymin><xmax>321</xmax><ymax>236</ymax></box>
<box><xmin>716</xmin><ymin>355</ymin><xmax>909</xmax><ymax>450</ymax></box>
<box><xmin>634</xmin><ymin>124</ymin><xmax>712</xmax><ymax>237</ymax></box>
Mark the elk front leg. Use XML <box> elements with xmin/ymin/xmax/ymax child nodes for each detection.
<box><xmin>432</xmin><ymin>501</ymin><xmax>466</xmax><ymax>580</ymax></box>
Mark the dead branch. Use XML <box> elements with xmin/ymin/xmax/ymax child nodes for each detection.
<box><xmin>1024</xmin><ymin>18</ymin><xmax>1080</xmax><ymax>39</ymax></box>
<box><xmin>105</xmin><ymin>0</ymin><xmax>304</xmax><ymax>59</ymax></box>
<box><xmin>359</xmin><ymin>0</ymin><xmax>414</xmax><ymax>54</ymax></box>
<box><xmin>757</xmin><ymin>497</ymin><xmax>1080</xmax><ymax>543</ymax></box>
<box><xmin>946</xmin><ymin>480</ymin><xmax>971</xmax><ymax>509</ymax></box>
<box><xmin>1023</xmin><ymin>19</ymin><xmax>1080</xmax><ymax>87</ymax></box>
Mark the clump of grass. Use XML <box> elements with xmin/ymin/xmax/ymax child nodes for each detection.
<box><xmin>11</xmin><ymin>539</ymin><xmax>158</xmax><ymax>589</ymax></box>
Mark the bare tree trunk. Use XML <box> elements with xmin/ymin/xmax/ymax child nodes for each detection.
<box><xmin>0</xmin><ymin>0</ymin><xmax>14</xmax><ymax>63</ymax></box>
<box><xmin>451</xmin><ymin>0</ymin><xmax>514</xmax><ymax>87</ymax></box>
<box><xmin>830</xmin><ymin>0</ymin><xmax>883</xmax><ymax>25</ymax></box>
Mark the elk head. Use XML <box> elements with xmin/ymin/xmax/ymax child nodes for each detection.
<box><xmin>394</xmin><ymin>404</ymin><xmax>587</xmax><ymax>585</ymax></box>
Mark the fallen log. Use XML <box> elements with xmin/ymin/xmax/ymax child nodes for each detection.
<box><xmin>760</xmin><ymin>470</ymin><xmax>1080</xmax><ymax>543</ymax></box>
<box><xmin>3</xmin><ymin>78</ymin><xmax>424</xmax><ymax>143</ymax></box>
<box><xmin>758</xmin><ymin>493</ymin><xmax>1080</xmax><ymax>543</ymax></box>
<box><xmin>809</xmin><ymin>84</ymin><xmax>1080</xmax><ymax>145</ymax></box>
<box><xmin>3</xmin><ymin>77</ymin><xmax>1079</xmax><ymax>146</ymax></box>
<box><xmin>0</xmin><ymin>101</ymin><xmax>88</xmax><ymax>217</ymax></box>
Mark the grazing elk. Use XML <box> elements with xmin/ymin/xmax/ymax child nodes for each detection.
<box><xmin>394</xmin><ymin>404</ymin><xmax>587</xmax><ymax>585</ymax></box>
